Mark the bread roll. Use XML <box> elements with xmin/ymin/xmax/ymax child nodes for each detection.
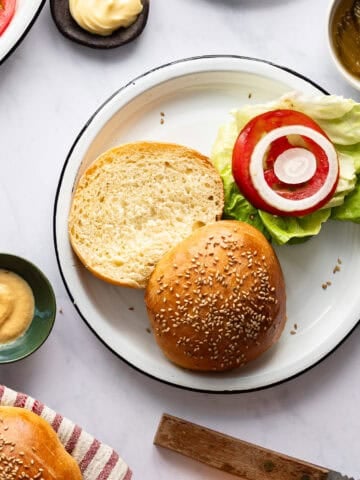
<box><xmin>145</xmin><ymin>220</ymin><xmax>286</xmax><ymax>371</ymax></box>
<box><xmin>68</xmin><ymin>141</ymin><xmax>224</xmax><ymax>288</ymax></box>
<box><xmin>0</xmin><ymin>406</ymin><xmax>82</xmax><ymax>479</ymax></box>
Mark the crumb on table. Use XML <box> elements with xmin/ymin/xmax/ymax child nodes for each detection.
<box><xmin>333</xmin><ymin>265</ymin><xmax>341</xmax><ymax>274</ymax></box>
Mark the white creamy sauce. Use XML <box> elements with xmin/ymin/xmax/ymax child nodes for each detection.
<box><xmin>69</xmin><ymin>0</ymin><xmax>143</xmax><ymax>36</ymax></box>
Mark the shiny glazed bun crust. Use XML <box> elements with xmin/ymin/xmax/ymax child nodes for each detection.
<box><xmin>145</xmin><ymin>220</ymin><xmax>286</xmax><ymax>372</ymax></box>
<box><xmin>0</xmin><ymin>406</ymin><xmax>82</xmax><ymax>480</ymax></box>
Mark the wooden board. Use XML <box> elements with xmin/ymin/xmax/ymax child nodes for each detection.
<box><xmin>154</xmin><ymin>414</ymin><xmax>330</xmax><ymax>480</ymax></box>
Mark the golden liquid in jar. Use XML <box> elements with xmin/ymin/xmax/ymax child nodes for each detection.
<box><xmin>331</xmin><ymin>0</ymin><xmax>360</xmax><ymax>77</ymax></box>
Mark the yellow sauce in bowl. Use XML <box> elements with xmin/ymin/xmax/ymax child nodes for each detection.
<box><xmin>69</xmin><ymin>0</ymin><xmax>143</xmax><ymax>36</ymax></box>
<box><xmin>0</xmin><ymin>270</ymin><xmax>35</xmax><ymax>344</ymax></box>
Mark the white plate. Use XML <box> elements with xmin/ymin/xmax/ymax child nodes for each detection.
<box><xmin>0</xmin><ymin>0</ymin><xmax>44</xmax><ymax>64</ymax></box>
<box><xmin>54</xmin><ymin>56</ymin><xmax>360</xmax><ymax>392</ymax></box>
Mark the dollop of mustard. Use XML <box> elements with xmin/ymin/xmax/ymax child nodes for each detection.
<box><xmin>69</xmin><ymin>0</ymin><xmax>143</xmax><ymax>36</ymax></box>
<box><xmin>0</xmin><ymin>270</ymin><xmax>34</xmax><ymax>344</ymax></box>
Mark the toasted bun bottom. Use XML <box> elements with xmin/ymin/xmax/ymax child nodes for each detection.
<box><xmin>145</xmin><ymin>220</ymin><xmax>286</xmax><ymax>372</ymax></box>
<box><xmin>68</xmin><ymin>141</ymin><xmax>224</xmax><ymax>288</ymax></box>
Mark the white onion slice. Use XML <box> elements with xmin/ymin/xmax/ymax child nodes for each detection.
<box><xmin>274</xmin><ymin>148</ymin><xmax>317</xmax><ymax>184</ymax></box>
<box><xmin>250</xmin><ymin>126</ymin><xmax>338</xmax><ymax>212</ymax></box>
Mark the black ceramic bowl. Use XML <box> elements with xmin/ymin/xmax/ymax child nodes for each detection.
<box><xmin>50</xmin><ymin>0</ymin><xmax>150</xmax><ymax>49</ymax></box>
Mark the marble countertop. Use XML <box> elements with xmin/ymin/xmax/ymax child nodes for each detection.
<box><xmin>1</xmin><ymin>0</ymin><xmax>360</xmax><ymax>478</ymax></box>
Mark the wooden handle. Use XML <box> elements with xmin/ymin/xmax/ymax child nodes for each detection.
<box><xmin>154</xmin><ymin>414</ymin><xmax>330</xmax><ymax>480</ymax></box>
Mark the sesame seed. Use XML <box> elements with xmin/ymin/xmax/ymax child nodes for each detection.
<box><xmin>150</xmin><ymin>233</ymin><xmax>281</xmax><ymax>369</ymax></box>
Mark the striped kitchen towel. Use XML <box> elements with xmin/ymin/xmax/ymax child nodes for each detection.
<box><xmin>0</xmin><ymin>385</ymin><xmax>132</xmax><ymax>480</ymax></box>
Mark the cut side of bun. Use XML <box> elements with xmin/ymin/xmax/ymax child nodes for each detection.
<box><xmin>0</xmin><ymin>406</ymin><xmax>82</xmax><ymax>479</ymax></box>
<box><xmin>145</xmin><ymin>220</ymin><xmax>287</xmax><ymax>372</ymax></box>
<box><xmin>68</xmin><ymin>142</ymin><xmax>224</xmax><ymax>288</ymax></box>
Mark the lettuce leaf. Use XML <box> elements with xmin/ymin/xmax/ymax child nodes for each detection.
<box><xmin>258</xmin><ymin>209</ymin><xmax>331</xmax><ymax>245</ymax></box>
<box><xmin>212</xmin><ymin>122</ymin><xmax>271</xmax><ymax>239</ymax></box>
<box><xmin>325</xmin><ymin>152</ymin><xmax>357</xmax><ymax>208</ymax></box>
<box><xmin>211</xmin><ymin>92</ymin><xmax>360</xmax><ymax>244</ymax></box>
<box><xmin>336</xmin><ymin>144</ymin><xmax>360</xmax><ymax>173</ymax></box>
<box><xmin>331</xmin><ymin>180</ymin><xmax>360</xmax><ymax>223</ymax></box>
<box><xmin>233</xmin><ymin>92</ymin><xmax>357</xmax><ymax>137</ymax></box>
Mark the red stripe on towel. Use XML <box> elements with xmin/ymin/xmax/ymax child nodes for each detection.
<box><xmin>32</xmin><ymin>400</ymin><xmax>44</xmax><ymax>415</ymax></box>
<box><xmin>79</xmin><ymin>439</ymin><xmax>101</xmax><ymax>472</ymax></box>
<box><xmin>14</xmin><ymin>392</ymin><xmax>28</xmax><ymax>408</ymax></box>
<box><xmin>66</xmin><ymin>424</ymin><xmax>82</xmax><ymax>454</ymax></box>
<box><xmin>96</xmin><ymin>451</ymin><xmax>119</xmax><ymax>480</ymax></box>
<box><xmin>123</xmin><ymin>468</ymin><xmax>132</xmax><ymax>480</ymax></box>
<box><xmin>0</xmin><ymin>386</ymin><xmax>5</xmax><ymax>402</ymax></box>
<box><xmin>52</xmin><ymin>413</ymin><xmax>63</xmax><ymax>432</ymax></box>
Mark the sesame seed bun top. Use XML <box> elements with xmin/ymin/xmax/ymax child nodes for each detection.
<box><xmin>0</xmin><ymin>406</ymin><xmax>82</xmax><ymax>480</ymax></box>
<box><xmin>145</xmin><ymin>220</ymin><xmax>286</xmax><ymax>372</ymax></box>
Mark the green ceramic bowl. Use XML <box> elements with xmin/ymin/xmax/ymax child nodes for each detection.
<box><xmin>0</xmin><ymin>254</ymin><xmax>56</xmax><ymax>363</ymax></box>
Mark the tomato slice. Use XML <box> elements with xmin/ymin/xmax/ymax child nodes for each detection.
<box><xmin>0</xmin><ymin>0</ymin><xmax>16</xmax><ymax>36</ymax></box>
<box><xmin>232</xmin><ymin>109</ymin><xmax>339</xmax><ymax>217</ymax></box>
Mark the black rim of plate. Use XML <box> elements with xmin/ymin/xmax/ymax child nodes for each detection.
<box><xmin>0</xmin><ymin>0</ymin><xmax>46</xmax><ymax>66</ymax></box>
<box><xmin>53</xmin><ymin>54</ymin><xmax>360</xmax><ymax>394</ymax></box>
